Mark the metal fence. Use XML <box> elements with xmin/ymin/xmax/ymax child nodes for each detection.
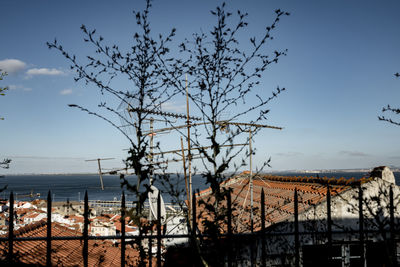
<box><xmin>0</xmin><ymin>184</ymin><xmax>398</xmax><ymax>266</ymax></box>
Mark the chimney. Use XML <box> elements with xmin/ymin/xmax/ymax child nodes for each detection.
<box><xmin>370</xmin><ymin>166</ymin><xmax>395</xmax><ymax>184</ymax></box>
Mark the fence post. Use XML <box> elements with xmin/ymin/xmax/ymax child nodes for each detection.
<box><xmin>83</xmin><ymin>190</ymin><xmax>89</xmax><ymax>267</ymax></box>
<box><xmin>294</xmin><ymin>188</ymin><xmax>300</xmax><ymax>267</ymax></box>
<box><xmin>121</xmin><ymin>191</ymin><xmax>126</xmax><ymax>267</ymax></box>
<box><xmin>47</xmin><ymin>191</ymin><xmax>52</xmax><ymax>267</ymax></box>
<box><xmin>7</xmin><ymin>191</ymin><xmax>14</xmax><ymax>264</ymax></box>
<box><xmin>192</xmin><ymin>191</ymin><xmax>197</xmax><ymax>262</ymax></box>
<box><xmin>261</xmin><ymin>188</ymin><xmax>266</xmax><ymax>267</ymax></box>
<box><xmin>192</xmin><ymin>191</ymin><xmax>196</xmax><ymax>236</ymax></box>
<box><xmin>157</xmin><ymin>191</ymin><xmax>162</xmax><ymax>267</ymax></box>
<box><xmin>389</xmin><ymin>185</ymin><xmax>395</xmax><ymax>265</ymax></box>
<box><xmin>359</xmin><ymin>185</ymin><xmax>364</xmax><ymax>266</ymax></box>
<box><xmin>149</xmin><ymin>233</ymin><xmax>153</xmax><ymax>267</ymax></box>
<box><xmin>227</xmin><ymin>190</ymin><xmax>232</xmax><ymax>267</ymax></box>
<box><xmin>327</xmin><ymin>185</ymin><xmax>332</xmax><ymax>263</ymax></box>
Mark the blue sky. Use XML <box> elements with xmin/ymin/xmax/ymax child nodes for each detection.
<box><xmin>1</xmin><ymin>0</ymin><xmax>399</xmax><ymax>174</ymax></box>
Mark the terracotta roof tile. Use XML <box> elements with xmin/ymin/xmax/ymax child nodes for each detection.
<box><xmin>0</xmin><ymin>220</ymin><xmax>152</xmax><ymax>266</ymax></box>
<box><xmin>196</xmin><ymin>172</ymin><xmax>360</xmax><ymax>233</ymax></box>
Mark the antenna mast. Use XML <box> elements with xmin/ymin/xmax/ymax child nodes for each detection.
<box><xmin>185</xmin><ymin>74</ymin><xmax>193</xmax><ymax>212</ymax></box>
<box><xmin>232</xmin><ymin>122</ymin><xmax>282</xmax><ymax>232</ymax></box>
<box><xmin>85</xmin><ymin>158</ymin><xmax>115</xmax><ymax>190</ymax></box>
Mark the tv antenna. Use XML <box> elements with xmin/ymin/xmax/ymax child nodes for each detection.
<box><xmin>85</xmin><ymin>158</ymin><xmax>115</xmax><ymax>190</ymax></box>
<box><xmin>225</xmin><ymin>122</ymin><xmax>283</xmax><ymax>232</ymax></box>
<box><xmin>118</xmin><ymin>77</ymin><xmax>202</xmax><ymax>217</ymax></box>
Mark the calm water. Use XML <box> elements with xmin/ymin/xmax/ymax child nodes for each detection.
<box><xmin>0</xmin><ymin>174</ymin><xmax>207</xmax><ymax>203</ymax></box>
<box><xmin>1</xmin><ymin>172</ymin><xmax>398</xmax><ymax>203</ymax></box>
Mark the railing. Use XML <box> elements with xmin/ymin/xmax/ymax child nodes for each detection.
<box><xmin>1</xmin><ymin>190</ymin><xmax>175</xmax><ymax>266</ymax></box>
<box><xmin>0</xmin><ymin>184</ymin><xmax>398</xmax><ymax>266</ymax></box>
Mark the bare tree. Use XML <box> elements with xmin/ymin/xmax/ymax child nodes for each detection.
<box><xmin>47</xmin><ymin>1</ymin><xmax>289</xmax><ymax>265</ymax></box>
<box><xmin>379</xmin><ymin>72</ymin><xmax>400</xmax><ymax>126</ymax></box>
<box><xmin>163</xmin><ymin>3</ymin><xmax>289</xmax><ymax>265</ymax></box>
<box><xmin>176</xmin><ymin>4</ymin><xmax>287</xmax><ymax>190</ymax></box>
<box><xmin>47</xmin><ymin>0</ymin><xmax>178</xmax><ymax>265</ymax></box>
<box><xmin>47</xmin><ymin>0</ymin><xmax>177</xmax><ymax>208</ymax></box>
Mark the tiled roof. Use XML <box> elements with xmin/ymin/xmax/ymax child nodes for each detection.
<box><xmin>22</xmin><ymin>212</ymin><xmax>41</xmax><ymax>219</ymax></box>
<box><xmin>93</xmin><ymin>215</ymin><xmax>113</xmax><ymax>223</ymax></box>
<box><xmin>0</xmin><ymin>220</ymin><xmax>150</xmax><ymax>266</ymax></box>
<box><xmin>196</xmin><ymin>172</ymin><xmax>369</xmax><ymax>233</ymax></box>
<box><xmin>114</xmin><ymin>221</ymin><xmax>137</xmax><ymax>233</ymax></box>
<box><xmin>68</xmin><ymin>215</ymin><xmax>84</xmax><ymax>223</ymax></box>
<box><xmin>15</xmin><ymin>208</ymin><xmax>28</xmax><ymax>215</ymax></box>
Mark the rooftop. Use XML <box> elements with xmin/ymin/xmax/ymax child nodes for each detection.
<box><xmin>0</xmin><ymin>220</ymin><xmax>146</xmax><ymax>266</ymax></box>
<box><xmin>196</xmin><ymin>172</ymin><xmax>371</xmax><ymax>233</ymax></box>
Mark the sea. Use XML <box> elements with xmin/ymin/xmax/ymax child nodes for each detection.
<box><xmin>1</xmin><ymin>172</ymin><xmax>399</xmax><ymax>203</ymax></box>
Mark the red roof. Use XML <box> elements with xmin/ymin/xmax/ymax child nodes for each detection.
<box><xmin>114</xmin><ymin>221</ymin><xmax>137</xmax><ymax>233</ymax></box>
<box><xmin>0</xmin><ymin>220</ymin><xmax>152</xmax><ymax>266</ymax></box>
<box><xmin>196</xmin><ymin>172</ymin><xmax>369</xmax><ymax>233</ymax></box>
<box><xmin>23</xmin><ymin>212</ymin><xmax>41</xmax><ymax>219</ymax></box>
<box><xmin>68</xmin><ymin>215</ymin><xmax>84</xmax><ymax>223</ymax></box>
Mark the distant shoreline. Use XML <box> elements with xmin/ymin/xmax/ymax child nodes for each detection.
<box><xmin>4</xmin><ymin>167</ymin><xmax>400</xmax><ymax>176</ymax></box>
<box><xmin>3</xmin><ymin>173</ymin><xmax>99</xmax><ymax>176</ymax></box>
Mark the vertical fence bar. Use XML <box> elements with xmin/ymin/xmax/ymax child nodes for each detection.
<box><xmin>121</xmin><ymin>191</ymin><xmax>126</xmax><ymax>267</ymax></box>
<box><xmin>261</xmin><ymin>188</ymin><xmax>266</xmax><ymax>267</ymax></box>
<box><xmin>294</xmin><ymin>188</ymin><xmax>300</xmax><ymax>267</ymax></box>
<box><xmin>46</xmin><ymin>191</ymin><xmax>52</xmax><ymax>267</ymax></box>
<box><xmin>192</xmin><ymin>191</ymin><xmax>197</xmax><ymax>262</ymax></box>
<box><xmin>192</xmin><ymin>191</ymin><xmax>196</xmax><ymax>236</ymax></box>
<box><xmin>157</xmin><ymin>191</ymin><xmax>162</xmax><ymax>267</ymax></box>
<box><xmin>83</xmin><ymin>190</ymin><xmax>89</xmax><ymax>267</ymax></box>
<box><xmin>389</xmin><ymin>185</ymin><xmax>395</xmax><ymax>265</ymax></box>
<box><xmin>227</xmin><ymin>190</ymin><xmax>232</xmax><ymax>267</ymax></box>
<box><xmin>7</xmin><ymin>191</ymin><xmax>14</xmax><ymax>264</ymax></box>
<box><xmin>149</xmin><ymin>233</ymin><xmax>153</xmax><ymax>267</ymax></box>
<box><xmin>148</xmin><ymin>192</ymin><xmax>153</xmax><ymax>267</ymax></box>
<box><xmin>359</xmin><ymin>185</ymin><xmax>364</xmax><ymax>266</ymax></box>
<box><xmin>327</xmin><ymin>185</ymin><xmax>332</xmax><ymax>263</ymax></box>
